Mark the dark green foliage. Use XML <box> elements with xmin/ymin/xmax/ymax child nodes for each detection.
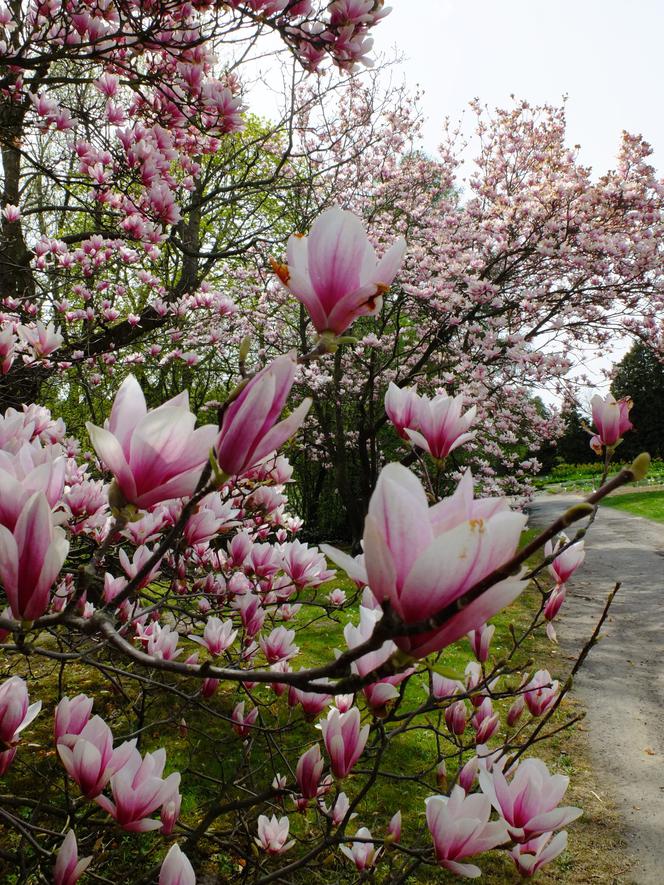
<box><xmin>555</xmin><ymin>404</ymin><xmax>593</xmax><ymax>465</ymax></box>
<box><xmin>612</xmin><ymin>341</ymin><xmax>664</xmax><ymax>460</ymax></box>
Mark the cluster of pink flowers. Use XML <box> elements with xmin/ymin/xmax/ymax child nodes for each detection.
<box><xmin>55</xmin><ymin>695</ymin><xmax>181</xmax><ymax>833</ymax></box>
<box><xmin>424</xmin><ymin>757</ymin><xmax>580</xmax><ymax>878</ymax></box>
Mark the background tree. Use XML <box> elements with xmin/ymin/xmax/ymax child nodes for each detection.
<box><xmin>612</xmin><ymin>341</ymin><xmax>664</xmax><ymax>459</ymax></box>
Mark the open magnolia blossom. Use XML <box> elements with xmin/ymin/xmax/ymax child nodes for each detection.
<box><xmin>425</xmin><ymin>786</ymin><xmax>509</xmax><ymax>878</ymax></box>
<box><xmin>273</xmin><ymin>206</ymin><xmax>406</xmax><ymax>335</ymax></box>
<box><xmin>86</xmin><ymin>375</ymin><xmax>218</xmax><ymax>510</ymax></box>
<box><xmin>545</xmin><ymin>533</ymin><xmax>586</xmax><ymax>585</ymax></box>
<box><xmin>386</xmin><ymin>386</ymin><xmax>478</xmax><ymax>461</ymax></box>
<box><xmin>479</xmin><ymin>758</ymin><xmax>582</xmax><ymax>842</ymax></box>
<box><xmin>323</xmin><ymin>464</ymin><xmax>527</xmax><ymax>657</ymax></box>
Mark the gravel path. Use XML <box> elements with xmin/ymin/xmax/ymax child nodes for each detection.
<box><xmin>527</xmin><ymin>495</ymin><xmax>664</xmax><ymax>884</ymax></box>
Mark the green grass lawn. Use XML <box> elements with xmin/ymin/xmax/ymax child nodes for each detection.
<box><xmin>599</xmin><ymin>489</ymin><xmax>664</xmax><ymax>522</ymax></box>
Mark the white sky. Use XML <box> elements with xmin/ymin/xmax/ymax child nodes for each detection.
<box><xmin>377</xmin><ymin>0</ymin><xmax>664</xmax><ymax>175</ymax></box>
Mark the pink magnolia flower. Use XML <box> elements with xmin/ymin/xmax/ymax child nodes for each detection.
<box><xmin>273</xmin><ymin>206</ymin><xmax>406</xmax><ymax>335</ymax></box>
<box><xmin>159</xmin><ymin>844</ymin><xmax>195</xmax><ymax>885</ymax></box>
<box><xmin>147</xmin><ymin>623</ymin><xmax>182</xmax><ymax>661</ymax></box>
<box><xmin>510</xmin><ymin>830</ymin><xmax>569</xmax><ymax>877</ymax></box>
<box><xmin>426</xmin><ymin>785</ymin><xmax>508</xmax><ymax>877</ymax></box>
<box><xmin>0</xmin><ymin>441</ymin><xmax>66</xmax><ymax>531</ymax></box>
<box><xmin>479</xmin><ymin>758</ymin><xmax>582</xmax><ymax>842</ymax></box>
<box><xmin>86</xmin><ymin>375</ymin><xmax>217</xmax><ymax>510</ymax></box>
<box><xmin>323</xmin><ymin>465</ymin><xmax>526</xmax><ymax>658</ymax></box>
<box><xmin>295</xmin><ymin>744</ymin><xmax>325</xmax><ymax>802</ymax></box>
<box><xmin>259</xmin><ymin>626</ymin><xmax>299</xmax><ymax>663</ymax></box>
<box><xmin>231</xmin><ymin>701</ymin><xmax>259</xmax><ymax>738</ymax></box>
<box><xmin>445</xmin><ymin>700</ymin><xmax>468</xmax><ymax>736</ymax></box>
<box><xmin>324</xmin><ymin>790</ymin><xmax>355</xmax><ymax>826</ymax></box>
<box><xmin>54</xmin><ymin>830</ymin><xmax>92</xmax><ymax>885</ymax></box>
<box><xmin>384</xmin><ymin>383</ymin><xmax>420</xmax><ymax>440</ymax></box>
<box><xmin>288</xmin><ymin>683</ymin><xmax>332</xmax><ymax>718</ymax></box>
<box><xmin>328</xmin><ymin>587</ymin><xmax>346</xmax><ymax>606</ymax></box>
<box><xmin>387</xmin><ymin>809</ymin><xmax>401</xmax><ymax>843</ymax></box>
<box><xmin>0</xmin><ymin>676</ymin><xmax>41</xmax><ymax>747</ymax></box>
<box><xmin>589</xmin><ymin>393</ymin><xmax>633</xmax><ymax>449</ymax></box>
<box><xmin>339</xmin><ymin>827</ymin><xmax>380</xmax><ymax>870</ymax></box>
<box><xmin>320</xmin><ymin>706</ymin><xmax>370</xmax><ymax>779</ymax></box>
<box><xmin>467</xmin><ymin>622</ymin><xmax>495</xmax><ymax>662</ymax></box>
<box><xmin>255</xmin><ymin>814</ymin><xmax>295</xmax><ymax>854</ymax></box>
<box><xmin>188</xmin><ymin>616</ymin><xmax>237</xmax><ymax>656</ymax></box>
<box><xmin>405</xmin><ymin>391</ymin><xmax>476</xmax><ymax>460</ymax></box>
<box><xmin>160</xmin><ymin>779</ymin><xmax>181</xmax><ymax>835</ymax></box>
<box><xmin>2</xmin><ymin>204</ymin><xmax>21</xmax><ymax>222</ymax></box>
<box><xmin>460</xmin><ymin>754</ymin><xmax>486</xmax><ymax>793</ymax></box>
<box><xmin>54</xmin><ymin>694</ymin><xmax>94</xmax><ymax>742</ymax></box>
<box><xmin>429</xmin><ymin>674</ymin><xmax>463</xmax><ymax>701</ymax></box>
<box><xmin>95</xmin><ymin>746</ymin><xmax>180</xmax><ymax>832</ymax></box>
<box><xmin>57</xmin><ymin>716</ymin><xmax>135</xmax><ymax>799</ymax></box>
<box><xmin>507</xmin><ymin>695</ymin><xmax>526</xmax><ymax>727</ymax></box>
<box><xmin>471</xmin><ymin>698</ymin><xmax>500</xmax><ymax>743</ymax></box>
<box><xmin>215</xmin><ymin>355</ymin><xmax>311</xmax><ymax>477</ymax></box>
<box><xmin>0</xmin><ymin>491</ymin><xmax>69</xmax><ymax>620</ymax></box>
<box><xmin>545</xmin><ymin>534</ymin><xmax>585</xmax><ymax>585</ymax></box>
<box><xmin>17</xmin><ymin>320</ymin><xmax>63</xmax><ymax>358</ymax></box>
<box><xmin>280</xmin><ymin>540</ymin><xmax>333</xmax><ymax>588</ymax></box>
<box><xmin>523</xmin><ymin>670</ymin><xmax>559</xmax><ymax>717</ymax></box>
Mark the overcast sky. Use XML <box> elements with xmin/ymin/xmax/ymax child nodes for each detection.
<box><xmin>377</xmin><ymin>0</ymin><xmax>664</xmax><ymax>175</ymax></box>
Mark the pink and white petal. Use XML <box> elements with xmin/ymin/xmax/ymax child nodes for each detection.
<box><xmin>13</xmin><ymin>700</ymin><xmax>41</xmax><ymax>737</ymax></box>
<box><xmin>404</xmin><ymin>427</ymin><xmax>431</xmax><ymax>452</ymax></box>
<box><xmin>94</xmin><ymin>793</ymin><xmax>117</xmax><ymax>817</ymax></box>
<box><xmin>320</xmin><ymin>544</ymin><xmax>368</xmax><ymax>585</ymax></box>
<box><xmin>362</xmin><ymin>515</ymin><xmax>399</xmax><ymax>612</ymax></box>
<box><xmin>134</xmin><ymin>465</ymin><xmax>205</xmax><ymax>510</ymax></box>
<box><xmin>372</xmin><ymin>237</ymin><xmax>407</xmax><ymax>286</ymax></box>
<box><xmin>307</xmin><ymin>207</ymin><xmax>367</xmax><ymax>308</ymax></box>
<box><xmin>368</xmin><ymin>464</ymin><xmax>431</xmax><ymax>585</ymax></box>
<box><xmin>108</xmin><ymin>375</ymin><xmax>147</xmax><ymax>454</ymax></box>
<box><xmin>441</xmin><ymin>859</ymin><xmax>482</xmax><ymax>878</ymax></box>
<box><xmin>0</xmin><ymin>525</ymin><xmax>19</xmax><ymax>615</ymax></box>
<box><xmin>247</xmin><ymin>398</ymin><xmax>312</xmax><ymax>470</ymax></box>
<box><xmin>525</xmin><ymin>806</ymin><xmax>582</xmax><ymax>837</ymax></box>
<box><xmin>446</xmin><ymin>431</ymin><xmax>477</xmax><ymax>455</ymax></box>
<box><xmin>123</xmin><ymin>817</ymin><xmax>164</xmax><ymax>832</ymax></box>
<box><xmin>399</xmin><ymin>521</ymin><xmax>483</xmax><ymax>622</ymax></box>
<box><xmin>86</xmin><ymin>423</ymin><xmax>136</xmax><ymax>501</ymax></box>
<box><xmin>414</xmin><ymin>575</ymin><xmax>526</xmax><ymax>658</ymax></box>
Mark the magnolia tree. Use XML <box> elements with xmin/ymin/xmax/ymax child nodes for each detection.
<box><xmin>0</xmin><ymin>0</ymin><xmax>393</xmax><ymax>410</ymax></box>
<box><xmin>0</xmin><ymin>198</ymin><xmax>646</xmax><ymax>881</ymax></box>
